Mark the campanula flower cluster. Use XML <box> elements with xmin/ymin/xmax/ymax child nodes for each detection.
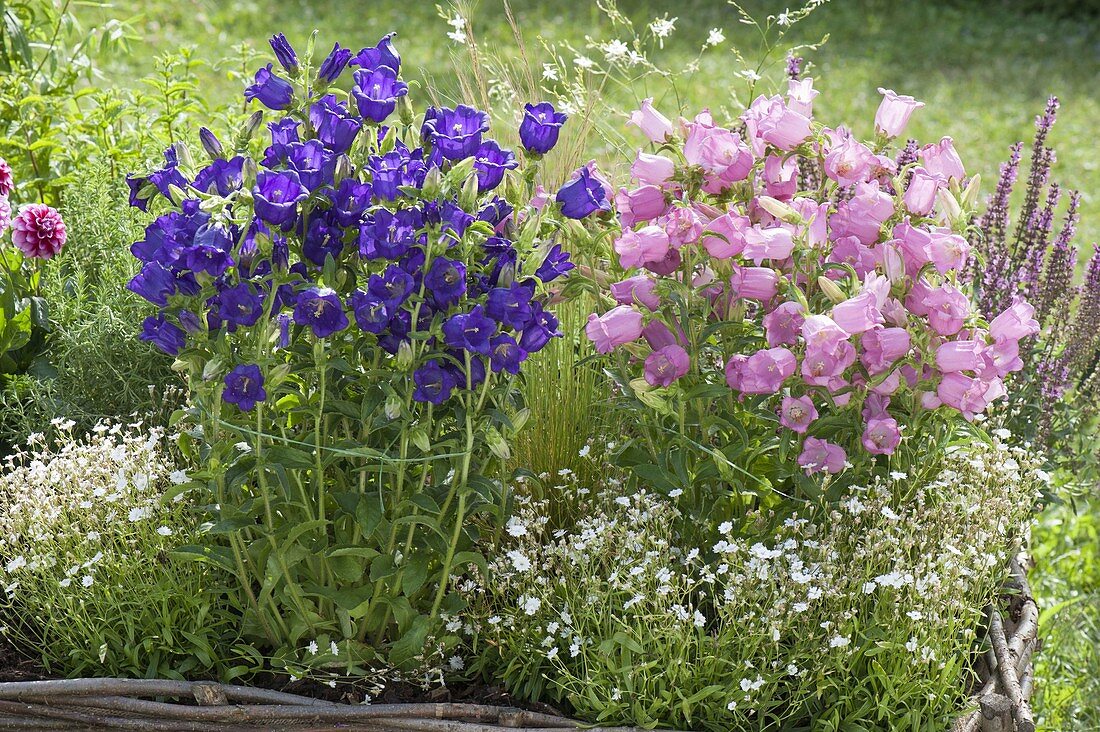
<box><xmin>126</xmin><ymin>32</ymin><xmax>575</xmax><ymax>412</ymax></box>
<box><xmin>587</xmin><ymin>86</ymin><xmax>1039</xmax><ymax>474</ymax></box>
<box><xmin>122</xmin><ymin>33</ymin><xmax>587</xmax><ymax>666</ymax></box>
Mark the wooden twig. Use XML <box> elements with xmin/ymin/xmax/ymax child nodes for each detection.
<box><xmin>989</xmin><ymin>609</ymin><xmax>1035</xmax><ymax>732</ymax></box>
<box><xmin>0</xmin><ymin>678</ymin><xmax>336</xmax><ymax>706</ymax></box>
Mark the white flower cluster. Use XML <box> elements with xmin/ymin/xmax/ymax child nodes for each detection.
<box><xmin>465</xmin><ymin>434</ymin><xmax>1043</xmax><ymax>729</ymax></box>
<box><xmin>0</xmin><ymin>421</ymin><xmax>217</xmax><ymax>675</ymax></box>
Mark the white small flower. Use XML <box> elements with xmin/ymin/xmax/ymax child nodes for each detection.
<box><xmin>326</xmin><ymin>680</ymin><xmax>337</xmax><ymax>688</ymax></box>
<box><xmin>156</xmin><ymin>526</ymin><xmax>173</xmax><ymax>537</ymax></box>
<box><xmin>829</xmin><ymin>635</ymin><xmax>851</xmax><ymax>648</ymax></box>
<box><xmin>578</xmin><ymin>444</ymin><xmax>591</xmax><ymax>458</ymax></box>
<box><xmin>574</xmin><ymin>55</ymin><xmax>595</xmax><ymax>70</ymax></box>
<box><xmin>603</xmin><ymin>39</ymin><xmax>629</xmax><ymax>61</ymax></box>
<box><xmin>307</xmin><ymin>640</ymin><xmax>319</xmax><ymax>655</ymax></box>
<box><xmin>168</xmin><ymin>470</ymin><xmax>189</xmax><ymax>485</ymax></box>
<box><xmin>650</xmin><ymin>17</ymin><xmax>677</xmax><ymax>38</ymax></box>
<box><xmin>739</xmin><ymin>69</ymin><xmax>762</xmax><ymax>82</ymax></box>
<box><xmin>330</xmin><ymin>641</ymin><xmax>339</xmax><ymax>656</ymax></box>
<box><xmin>59</xmin><ymin>578</ymin><xmax>72</xmax><ymax>588</ymax></box>
<box><xmin>448</xmin><ymin>655</ymin><xmax>465</xmax><ymax>670</ymax></box>
<box><xmin>776</xmin><ymin>9</ymin><xmax>792</xmax><ymax>26</ymax></box>
<box><xmin>81</xmin><ymin>575</ymin><xmax>94</xmax><ymax>588</ymax></box>
<box><xmin>5</xmin><ymin>557</ymin><xmax>26</xmax><ymax>574</ymax></box>
<box><xmin>726</xmin><ymin>700</ymin><xmax>737</xmax><ymax>711</ymax></box>
<box><xmin>541</xmin><ymin>63</ymin><xmax>558</xmax><ymax>81</ymax></box>
<box><xmin>127</xmin><ymin>506</ymin><xmax>150</xmax><ymax>522</ymax></box>
<box><xmin>905</xmin><ymin>637</ymin><xmax>919</xmax><ymax>653</ymax></box>
<box><xmin>669</xmin><ymin>488</ymin><xmax>683</xmax><ymax>498</ymax></box>
<box><xmin>693</xmin><ymin>610</ymin><xmax>706</xmax><ymax>628</ymax></box>
<box><xmin>787</xmin><ymin>664</ymin><xmax>799</xmax><ymax>675</ymax></box>
<box><xmin>520</xmin><ymin>595</ymin><xmax>541</xmax><ymax>616</ymax></box>
<box><xmin>707</xmin><ymin>28</ymin><xmax>726</xmax><ymax>47</ymax></box>
<box><xmin>862</xmin><ymin>581</ymin><xmax>877</xmax><ymax>594</ymax></box>
<box><xmin>505</xmin><ymin>518</ymin><xmax>527</xmax><ymax>537</ymax></box>
<box><xmin>507</xmin><ymin>550</ymin><xmax>532</xmax><ymax>572</ymax></box>
<box><xmin>234</xmin><ymin>442</ymin><xmax>252</xmax><ymax>453</ymax></box>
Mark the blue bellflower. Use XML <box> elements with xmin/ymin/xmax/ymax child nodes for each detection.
<box><xmin>519</xmin><ymin>300</ymin><xmax>561</xmax><ymax>353</ymax></box>
<box><xmin>193</xmin><ymin>157</ymin><xmax>244</xmax><ymax>197</ymax></box>
<box><xmin>489</xmin><ymin>333</ymin><xmax>528</xmax><ymax>374</ymax></box>
<box><xmin>368</xmin><ymin>265</ymin><xmax>415</xmax><ymax>310</ymax></box>
<box><xmin>556</xmin><ymin>166</ymin><xmax>611</xmax><ymax>219</ymax></box>
<box><xmin>140</xmin><ymin>315</ymin><xmax>186</xmax><ymax>356</ymax></box>
<box><xmin>535</xmin><ymin>243</ymin><xmax>575</xmax><ymax>283</ymax></box>
<box><xmin>349</xmin><ymin>33</ymin><xmax>401</xmax><ymax>74</ymax></box>
<box><xmin>245</xmin><ymin>64</ymin><xmax>294</xmax><ymax>110</ymax></box>
<box><xmin>293</xmin><ymin>287</ymin><xmax>349</xmax><ymax>338</ymax></box>
<box><xmin>223</xmin><ymin>364</ymin><xmax>266</xmax><ymax>411</ymax></box>
<box><xmin>425</xmin><ymin>256</ymin><xmax>467</xmax><ymax>308</ymax></box>
<box><xmin>352</xmin><ymin>67</ymin><xmax>409</xmax><ymax>124</ymax></box>
<box><xmin>269</xmin><ymin>33</ymin><xmax>300</xmax><ymax>75</ymax></box>
<box><xmin>473</xmin><ymin>141</ymin><xmax>518</xmax><ymax>192</ymax></box>
<box><xmin>349</xmin><ymin>290</ymin><xmax>391</xmax><ymax>334</ymax></box>
<box><xmin>442</xmin><ymin>305</ymin><xmax>495</xmax><ymax>356</ymax></box>
<box><xmin>412</xmin><ymin>360</ymin><xmax>457</xmax><ymax>404</ymax></box>
<box><xmin>316</xmin><ymin>43</ymin><xmax>352</xmax><ymax>84</ymax></box>
<box><xmin>421</xmin><ymin>105</ymin><xmax>490</xmax><ymax>161</ymax></box>
<box><xmin>486</xmin><ymin>281</ymin><xmax>535</xmax><ymax>330</ymax></box>
<box><xmin>519</xmin><ymin>102</ymin><xmax>568</xmax><ymax>155</ymax></box>
<box><xmin>217</xmin><ymin>283</ymin><xmax>265</xmax><ymax>327</ymax></box>
<box><xmin>329</xmin><ymin>178</ymin><xmax>373</xmax><ymax>227</ymax></box>
<box><xmin>253</xmin><ymin>170</ymin><xmax>308</xmax><ymax>229</ymax></box>
<box><xmin>310</xmin><ymin>95</ymin><xmax>361</xmax><ymax>154</ymax></box>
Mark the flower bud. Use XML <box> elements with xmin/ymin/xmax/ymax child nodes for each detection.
<box><xmin>511</xmin><ymin>407</ymin><xmax>531</xmax><ymax>434</ymax></box>
<box><xmin>396</xmin><ymin>341</ymin><xmax>414</xmax><ymax>370</ymax></box>
<box><xmin>882</xmin><ymin>243</ymin><xmax>905</xmax><ymax>283</ymax></box>
<box><xmin>935</xmin><ymin>187</ymin><xmax>962</xmax><ymax>225</ymax></box>
<box><xmin>242</xmin><ymin>158</ymin><xmax>259</xmax><ymax>189</ymax></box>
<box><xmin>420</xmin><ymin>166</ymin><xmax>442</xmax><ymax>200</ymax></box>
<box><xmin>202</xmin><ymin>356</ymin><xmax>225</xmax><ymax>382</ymax></box>
<box><xmin>410</xmin><ymin>426</ymin><xmax>431</xmax><ymax>452</ymax></box>
<box><xmin>630</xmin><ymin>377</ymin><xmax>673</xmax><ymax>414</ymax></box>
<box><xmin>166</xmin><ymin>184</ymin><xmax>188</xmax><ymax>206</ymax></box>
<box><xmin>485</xmin><ymin>426</ymin><xmax>511</xmax><ymax>462</ymax></box>
<box><xmin>173</xmin><ymin>142</ymin><xmax>194</xmax><ymax>170</ymax></box>
<box><xmin>459</xmin><ymin>170</ymin><xmax>480</xmax><ymax>211</ymax></box>
<box><xmin>334</xmin><ymin>154</ymin><xmax>353</xmax><ymax>185</ymax></box>
<box><xmin>756</xmin><ymin>195</ymin><xmax>802</xmax><ymax>224</ymax></box>
<box><xmin>239</xmin><ymin>111</ymin><xmax>264</xmax><ymax>147</ymax></box>
<box><xmin>818</xmin><ymin>275</ymin><xmax>847</xmax><ymax>304</ymax></box>
<box><xmin>199</xmin><ymin>127</ymin><xmax>224</xmax><ymax>160</ymax></box>
<box><xmin>384</xmin><ymin>393</ymin><xmax>403</xmax><ymax>420</ymax></box>
<box><xmin>960</xmin><ymin>173</ymin><xmax>982</xmax><ymax>210</ymax></box>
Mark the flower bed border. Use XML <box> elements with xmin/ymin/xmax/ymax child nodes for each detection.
<box><xmin>953</xmin><ymin>557</ymin><xmax>1038</xmax><ymax>732</ymax></box>
<box><xmin>0</xmin><ymin>559</ymin><xmax>1035</xmax><ymax>732</ymax></box>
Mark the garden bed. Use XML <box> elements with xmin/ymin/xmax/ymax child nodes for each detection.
<box><xmin>0</xmin><ymin>558</ymin><xmax>1038</xmax><ymax>732</ymax></box>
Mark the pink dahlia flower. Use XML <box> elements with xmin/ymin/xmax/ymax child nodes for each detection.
<box><xmin>0</xmin><ymin>196</ymin><xmax>10</xmax><ymax>235</ymax></box>
<box><xmin>0</xmin><ymin>158</ymin><xmax>12</xmax><ymax>197</ymax></box>
<box><xmin>12</xmin><ymin>203</ymin><xmax>66</xmax><ymax>259</ymax></box>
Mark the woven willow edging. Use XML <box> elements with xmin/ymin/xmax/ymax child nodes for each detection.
<box><xmin>0</xmin><ymin>678</ymin><xmax>680</xmax><ymax>731</ymax></box>
<box><xmin>952</xmin><ymin>557</ymin><xmax>1039</xmax><ymax>732</ymax></box>
<box><xmin>0</xmin><ymin>559</ymin><xmax>1036</xmax><ymax>732</ymax></box>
